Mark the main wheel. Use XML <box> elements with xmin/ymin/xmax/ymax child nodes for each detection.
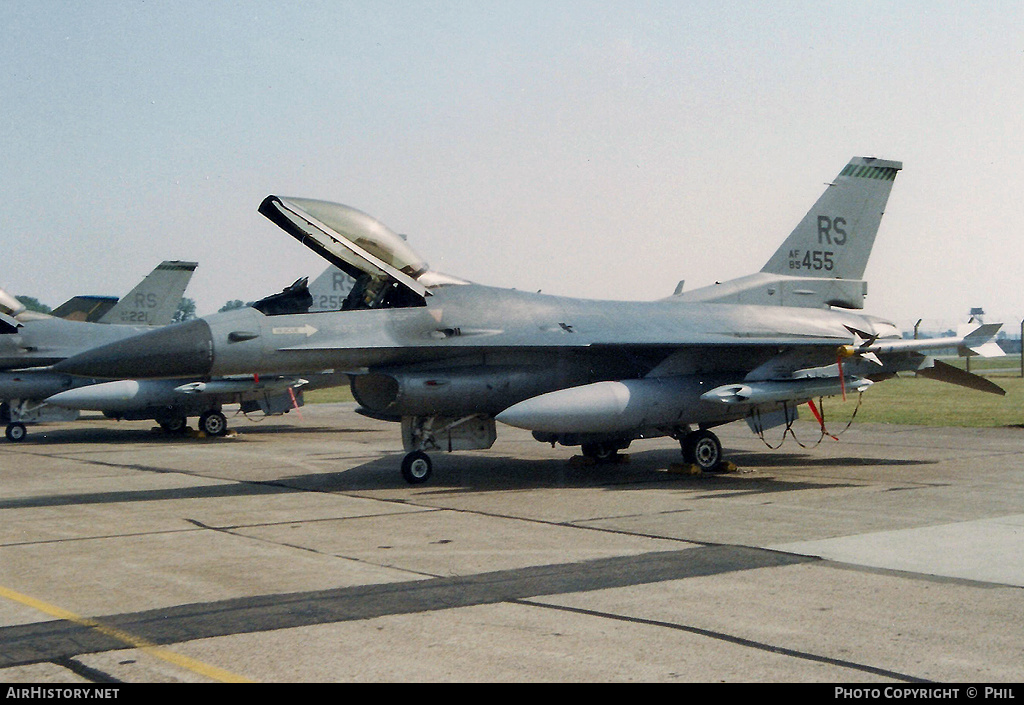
<box><xmin>581</xmin><ymin>442</ymin><xmax>618</xmax><ymax>461</ymax></box>
<box><xmin>682</xmin><ymin>429</ymin><xmax>722</xmax><ymax>471</ymax></box>
<box><xmin>401</xmin><ymin>451</ymin><xmax>433</xmax><ymax>484</ymax></box>
<box><xmin>158</xmin><ymin>416</ymin><xmax>188</xmax><ymax>434</ymax></box>
<box><xmin>5</xmin><ymin>423</ymin><xmax>27</xmax><ymax>442</ymax></box>
<box><xmin>199</xmin><ymin>411</ymin><xmax>227</xmax><ymax>437</ymax></box>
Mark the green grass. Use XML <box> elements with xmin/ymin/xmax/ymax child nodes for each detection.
<box><xmin>815</xmin><ymin>374</ymin><xmax>1024</xmax><ymax>428</ymax></box>
<box><xmin>305</xmin><ymin>385</ymin><xmax>355</xmax><ymax>404</ymax></box>
<box><xmin>941</xmin><ymin>354</ymin><xmax>1023</xmax><ymax>373</ymax></box>
<box><xmin>303</xmin><ymin>371</ymin><xmax>1024</xmax><ymax>428</ymax></box>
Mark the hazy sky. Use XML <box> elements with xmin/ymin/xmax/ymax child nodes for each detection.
<box><xmin>2</xmin><ymin>1</ymin><xmax>1021</xmax><ymax>332</ymax></box>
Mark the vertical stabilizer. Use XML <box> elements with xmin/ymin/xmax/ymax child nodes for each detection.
<box><xmin>675</xmin><ymin>157</ymin><xmax>901</xmax><ymax>309</ymax></box>
<box><xmin>308</xmin><ymin>265</ymin><xmax>355</xmax><ymax>312</ymax></box>
<box><xmin>760</xmin><ymin>157</ymin><xmax>901</xmax><ymax>280</ymax></box>
<box><xmin>99</xmin><ymin>261</ymin><xmax>197</xmax><ymax>325</ymax></box>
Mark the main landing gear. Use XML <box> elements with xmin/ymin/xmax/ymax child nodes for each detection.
<box><xmin>198</xmin><ymin>410</ymin><xmax>228</xmax><ymax>437</ymax></box>
<box><xmin>580</xmin><ymin>440</ymin><xmax>630</xmax><ymax>462</ymax></box>
<box><xmin>680</xmin><ymin>428</ymin><xmax>723</xmax><ymax>472</ymax></box>
<box><xmin>157</xmin><ymin>415</ymin><xmax>188</xmax><ymax>435</ymax></box>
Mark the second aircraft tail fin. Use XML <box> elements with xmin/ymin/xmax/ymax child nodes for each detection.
<box><xmin>99</xmin><ymin>260</ymin><xmax>198</xmax><ymax>325</ymax></box>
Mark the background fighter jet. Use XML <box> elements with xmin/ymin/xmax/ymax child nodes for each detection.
<box><xmin>0</xmin><ymin>260</ymin><xmax>197</xmax><ymax>440</ymax></box>
<box><xmin>0</xmin><ymin>260</ymin><xmax>198</xmax><ymax>369</ymax></box>
<box><xmin>43</xmin><ymin>276</ymin><xmax>348</xmax><ymax>437</ymax></box>
<box><xmin>55</xmin><ymin>157</ymin><xmax>1006</xmax><ymax>483</ymax></box>
<box><xmin>4</xmin><ymin>264</ymin><xmax>347</xmax><ymax>440</ymax></box>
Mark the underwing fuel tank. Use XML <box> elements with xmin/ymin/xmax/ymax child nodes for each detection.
<box><xmin>497</xmin><ymin>375</ymin><xmax>871</xmax><ymax>435</ymax></box>
<box><xmin>47</xmin><ymin>379</ymin><xmax>199</xmax><ymax>412</ymax></box>
<box><xmin>46</xmin><ymin>376</ymin><xmax>308</xmax><ymax>412</ymax></box>
<box><xmin>496</xmin><ymin>377</ymin><xmax>726</xmax><ymax>434</ymax></box>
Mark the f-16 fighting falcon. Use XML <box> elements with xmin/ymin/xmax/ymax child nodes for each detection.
<box><xmin>0</xmin><ymin>260</ymin><xmax>197</xmax><ymax>440</ymax></box>
<box><xmin>53</xmin><ymin>157</ymin><xmax>1006</xmax><ymax>483</ymax></box>
<box><xmin>9</xmin><ymin>271</ymin><xmax>349</xmax><ymax>440</ymax></box>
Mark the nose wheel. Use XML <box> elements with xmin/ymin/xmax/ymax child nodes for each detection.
<box><xmin>5</xmin><ymin>423</ymin><xmax>27</xmax><ymax>442</ymax></box>
<box><xmin>401</xmin><ymin>451</ymin><xmax>433</xmax><ymax>484</ymax></box>
<box><xmin>681</xmin><ymin>429</ymin><xmax>723</xmax><ymax>472</ymax></box>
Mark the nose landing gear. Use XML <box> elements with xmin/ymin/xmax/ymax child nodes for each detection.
<box><xmin>401</xmin><ymin>450</ymin><xmax>433</xmax><ymax>484</ymax></box>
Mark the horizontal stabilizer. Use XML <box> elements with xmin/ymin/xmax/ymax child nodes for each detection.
<box><xmin>916</xmin><ymin>359</ymin><xmax>1006</xmax><ymax>396</ymax></box>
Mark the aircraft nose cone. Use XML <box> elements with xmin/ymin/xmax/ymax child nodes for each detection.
<box><xmin>53</xmin><ymin>318</ymin><xmax>214</xmax><ymax>379</ymax></box>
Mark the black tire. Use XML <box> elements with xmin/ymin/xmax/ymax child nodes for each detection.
<box><xmin>5</xmin><ymin>423</ymin><xmax>27</xmax><ymax>442</ymax></box>
<box><xmin>199</xmin><ymin>411</ymin><xmax>227</xmax><ymax>437</ymax></box>
<box><xmin>682</xmin><ymin>429</ymin><xmax>722</xmax><ymax>471</ymax></box>
<box><xmin>401</xmin><ymin>451</ymin><xmax>433</xmax><ymax>484</ymax></box>
<box><xmin>158</xmin><ymin>416</ymin><xmax>188</xmax><ymax>434</ymax></box>
<box><xmin>581</xmin><ymin>440</ymin><xmax>627</xmax><ymax>462</ymax></box>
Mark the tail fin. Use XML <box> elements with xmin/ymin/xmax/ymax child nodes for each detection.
<box><xmin>99</xmin><ymin>260</ymin><xmax>197</xmax><ymax>325</ymax></box>
<box><xmin>760</xmin><ymin>157</ymin><xmax>901</xmax><ymax>280</ymax></box>
<box><xmin>675</xmin><ymin>157</ymin><xmax>901</xmax><ymax>309</ymax></box>
<box><xmin>307</xmin><ymin>265</ymin><xmax>355</xmax><ymax>312</ymax></box>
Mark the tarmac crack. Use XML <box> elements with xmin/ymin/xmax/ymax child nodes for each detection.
<box><xmin>514</xmin><ymin>599</ymin><xmax>932</xmax><ymax>683</ymax></box>
<box><xmin>53</xmin><ymin>656</ymin><xmax>123</xmax><ymax>684</ymax></box>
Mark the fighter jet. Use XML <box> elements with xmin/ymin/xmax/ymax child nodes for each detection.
<box><xmin>0</xmin><ymin>260</ymin><xmax>197</xmax><ymax>368</ymax></box>
<box><xmin>54</xmin><ymin>157</ymin><xmax>1006</xmax><ymax>483</ymax></box>
<box><xmin>0</xmin><ymin>261</ymin><xmax>197</xmax><ymax>440</ymax></box>
<box><xmin>42</xmin><ymin>277</ymin><xmax>347</xmax><ymax>437</ymax></box>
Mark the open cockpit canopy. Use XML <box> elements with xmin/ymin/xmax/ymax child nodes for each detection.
<box><xmin>0</xmin><ymin>287</ymin><xmax>25</xmax><ymax>333</ymax></box>
<box><xmin>0</xmin><ymin>288</ymin><xmax>25</xmax><ymax>318</ymax></box>
<box><xmin>260</xmin><ymin>196</ymin><xmax>468</xmax><ymax>311</ymax></box>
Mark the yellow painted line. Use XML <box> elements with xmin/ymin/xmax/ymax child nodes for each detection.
<box><xmin>0</xmin><ymin>584</ymin><xmax>254</xmax><ymax>683</ymax></box>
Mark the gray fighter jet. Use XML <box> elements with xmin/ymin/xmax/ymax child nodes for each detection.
<box><xmin>0</xmin><ymin>260</ymin><xmax>198</xmax><ymax>368</ymax></box>
<box><xmin>42</xmin><ymin>275</ymin><xmax>347</xmax><ymax>437</ymax></box>
<box><xmin>0</xmin><ymin>260</ymin><xmax>197</xmax><ymax>440</ymax></box>
<box><xmin>54</xmin><ymin>157</ymin><xmax>1006</xmax><ymax>483</ymax></box>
